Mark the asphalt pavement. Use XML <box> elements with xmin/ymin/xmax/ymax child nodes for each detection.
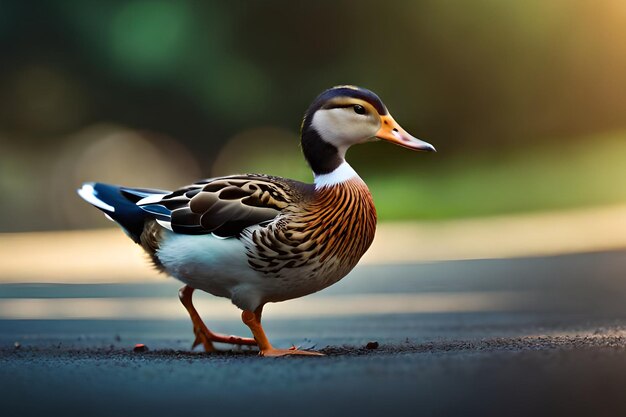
<box><xmin>2</xmin><ymin>251</ymin><xmax>626</xmax><ymax>417</ymax></box>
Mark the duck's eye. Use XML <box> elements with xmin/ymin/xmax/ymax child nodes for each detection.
<box><xmin>353</xmin><ymin>104</ymin><xmax>366</xmax><ymax>115</ymax></box>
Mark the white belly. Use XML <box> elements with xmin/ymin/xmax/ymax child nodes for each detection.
<box><xmin>155</xmin><ymin>230</ymin><xmax>352</xmax><ymax>311</ymax></box>
<box><xmin>156</xmin><ymin>232</ymin><xmax>263</xmax><ymax>310</ymax></box>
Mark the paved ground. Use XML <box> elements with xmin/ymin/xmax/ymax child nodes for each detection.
<box><xmin>2</xmin><ymin>251</ymin><xmax>626</xmax><ymax>416</ymax></box>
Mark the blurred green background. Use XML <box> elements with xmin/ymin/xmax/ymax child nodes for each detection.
<box><xmin>1</xmin><ymin>0</ymin><xmax>626</xmax><ymax>232</ymax></box>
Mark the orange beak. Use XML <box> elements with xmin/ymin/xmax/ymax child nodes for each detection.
<box><xmin>376</xmin><ymin>115</ymin><xmax>436</xmax><ymax>152</ymax></box>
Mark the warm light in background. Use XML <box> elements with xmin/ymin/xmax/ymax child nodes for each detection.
<box><xmin>56</xmin><ymin>125</ymin><xmax>201</xmax><ymax>229</ymax></box>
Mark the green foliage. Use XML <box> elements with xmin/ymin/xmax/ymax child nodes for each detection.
<box><xmin>108</xmin><ymin>1</ymin><xmax>193</xmax><ymax>79</ymax></box>
<box><xmin>369</xmin><ymin>132</ymin><xmax>626</xmax><ymax>220</ymax></box>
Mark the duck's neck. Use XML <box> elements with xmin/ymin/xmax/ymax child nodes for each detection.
<box><xmin>301</xmin><ymin>124</ymin><xmax>361</xmax><ymax>188</ymax></box>
<box><xmin>301</xmin><ymin>126</ymin><xmax>344</xmax><ymax>176</ymax></box>
<box><xmin>314</xmin><ymin>161</ymin><xmax>361</xmax><ymax>189</ymax></box>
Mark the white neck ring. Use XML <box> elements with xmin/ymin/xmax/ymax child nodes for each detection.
<box><xmin>314</xmin><ymin>161</ymin><xmax>360</xmax><ymax>189</ymax></box>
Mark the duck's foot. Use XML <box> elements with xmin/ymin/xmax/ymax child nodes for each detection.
<box><xmin>191</xmin><ymin>323</ymin><xmax>257</xmax><ymax>351</ymax></box>
<box><xmin>192</xmin><ymin>326</ymin><xmax>216</xmax><ymax>352</ymax></box>
<box><xmin>260</xmin><ymin>348</ymin><xmax>324</xmax><ymax>357</ymax></box>
<box><xmin>241</xmin><ymin>307</ymin><xmax>324</xmax><ymax>357</ymax></box>
<box><xmin>180</xmin><ymin>285</ymin><xmax>257</xmax><ymax>353</ymax></box>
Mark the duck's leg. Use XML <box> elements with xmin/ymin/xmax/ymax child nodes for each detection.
<box><xmin>241</xmin><ymin>305</ymin><xmax>324</xmax><ymax>357</ymax></box>
<box><xmin>179</xmin><ymin>285</ymin><xmax>257</xmax><ymax>352</ymax></box>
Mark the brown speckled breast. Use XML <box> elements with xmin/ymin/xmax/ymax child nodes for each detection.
<box><xmin>243</xmin><ymin>178</ymin><xmax>377</xmax><ymax>296</ymax></box>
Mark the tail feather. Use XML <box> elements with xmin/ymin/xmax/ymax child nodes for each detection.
<box><xmin>77</xmin><ymin>182</ymin><xmax>170</xmax><ymax>243</ymax></box>
<box><xmin>120</xmin><ymin>186</ymin><xmax>170</xmax><ymax>203</ymax></box>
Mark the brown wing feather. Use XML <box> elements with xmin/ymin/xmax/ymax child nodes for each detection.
<box><xmin>158</xmin><ymin>175</ymin><xmax>310</xmax><ymax>237</ymax></box>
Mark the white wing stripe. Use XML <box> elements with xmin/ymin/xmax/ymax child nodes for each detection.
<box><xmin>156</xmin><ymin>219</ymin><xmax>173</xmax><ymax>231</ymax></box>
<box><xmin>137</xmin><ymin>194</ymin><xmax>168</xmax><ymax>205</ymax></box>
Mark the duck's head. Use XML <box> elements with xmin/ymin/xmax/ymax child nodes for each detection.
<box><xmin>301</xmin><ymin>85</ymin><xmax>435</xmax><ymax>177</ymax></box>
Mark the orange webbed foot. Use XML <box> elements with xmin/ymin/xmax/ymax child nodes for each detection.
<box><xmin>180</xmin><ymin>285</ymin><xmax>257</xmax><ymax>353</ymax></box>
<box><xmin>191</xmin><ymin>325</ymin><xmax>216</xmax><ymax>352</ymax></box>
<box><xmin>260</xmin><ymin>348</ymin><xmax>324</xmax><ymax>357</ymax></box>
<box><xmin>242</xmin><ymin>307</ymin><xmax>324</xmax><ymax>357</ymax></box>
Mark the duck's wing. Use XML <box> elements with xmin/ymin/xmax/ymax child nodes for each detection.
<box><xmin>138</xmin><ymin>175</ymin><xmax>310</xmax><ymax>238</ymax></box>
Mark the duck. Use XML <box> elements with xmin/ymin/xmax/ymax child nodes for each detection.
<box><xmin>78</xmin><ymin>85</ymin><xmax>435</xmax><ymax>357</ymax></box>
